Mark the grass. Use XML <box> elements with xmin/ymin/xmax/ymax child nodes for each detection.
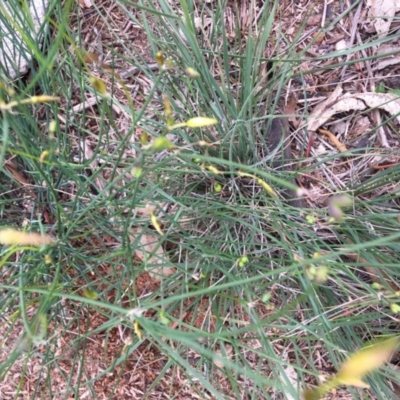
<box><xmin>1</xmin><ymin>0</ymin><xmax>400</xmax><ymax>398</ymax></box>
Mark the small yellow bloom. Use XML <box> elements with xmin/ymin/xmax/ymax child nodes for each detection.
<box><xmin>82</xmin><ymin>288</ymin><xmax>98</xmax><ymax>300</ymax></box>
<box><xmin>314</xmin><ymin>266</ymin><xmax>329</xmax><ymax>284</ymax></box>
<box><xmin>337</xmin><ymin>337</ymin><xmax>399</xmax><ymax>388</ymax></box>
<box><xmin>151</xmin><ymin>213</ymin><xmax>164</xmax><ymax>236</ymax></box>
<box><xmin>89</xmin><ymin>76</ymin><xmax>108</xmax><ymax>96</ymax></box>
<box><xmin>214</xmin><ymin>183</ymin><xmax>222</xmax><ymax>192</ymax></box>
<box><xmin>49</xmin><ymin>120</ymin><xmax>57</xmax><ymax>133</ymax></box>
<box><xmin>0</xmin><ymin>82</ymin><xmax>15</xmax><ymax>96</ymax></box>
<box><xmin>306</xmin><ymin>215</ymin><xmax>316</xmax><ymax>224</ymax></box>
<box><xmin>328</xmin><ymin>194</ymin><xmax>353</xmax><ymax>221</ymax></box>
<box><xmin>156</xmin><ymin>51</ymin><xmax>165</xmax><ymax>67</ymax></box>
<box><xmin>371</xmin><ymin>282</ymin><xmax>384</xmax><ymax>290</ymax></box>
<box><xmin>167</xmin><ymin>122</ymin><xmax>187</xmax><ymax>131</ymax></box>
<box><xmin>166</xmin><ymin>116</ymin><xmax>175</xmax><ymax>128</ymax></box>
<box><xmin>163</xmin><ymin>94</ymin><xmax>172</xmax><ymax>117</ymax></box>
<box><xmin>165</xmin><ymin>59</ymin><xmax>174</xmax><ymax>69</ymax></box>
<box><xmin>237</xmin><ymin>170</ymin><xmax>253</xmax><ymax>178</ymax></box>
<box><xmin>238</xmin><ymin>256</ymin><xmax>249</xmax><ymax>268</ymax></box>
<box><xmin>390</xmin><ymin>303</ymin><xmax>400</xmax><ymax>313</ymax></box>
<box><xmin>185</xmin><ymin>67</ymin><xmax>200</xmax><ymax>78</ymax></box>
<box><xmin>257</xmin><ymin>179</ymin><xmax>277</xmax><ymax>197</ymax></box>
<box><xmin>304</xmin><ymin>337</ymin><xmax>399</xmax><ymax>400</ymax></box>
<box><xmin>0</xmin><ymin>229</ymin><xmax>54</xmax><ymax>246</ymax></box>
<box><xmin>29</xmin><ymin>95</ymin><xmax>60</xmax><ymax>103</ymax></box>
<box><xmin>39</xmin><ymin>150</ymin><xmax>50</xmax><ymax>163</ymax></box>
<box><xmin>150</xmin><ymin>137</ymin><xmax>175</xmax><ymax>152</ymax></box>
<box><xmin>262</xmin><ymin>292</ymin><xmax>272</xmax><ymax>303</ymax></box>
<box><xmin>158</xmin><ymin>311</ymin><xmax>171</xmax><ymax>325</ymax></box>
<box><xmin>305</xmin><ymin>265</ymin><xmax>317</xmax><ymax>280</ymax></box>
<box><xmin>131</xmin><ymin>167</ymin><xmax>142</xmax><ymax>178</ymax></box>
<box><xmin>207</xmin><ymin>165</ymin><xmax>222</xmax><ymax>174</ymax></box>
<box><xmin>140</xmin><ymin>131</ymin><xmax>149</xmax><ymax>144</ymax></box>
<box><xmin>134</xmin><ymin>320</ymin><xmax>143</xmax><ymax>340</ymax></box>
<box><xmin>185</xmin><ymin>117</ymin><xmax>218</xmax><ymax>128</ymax></box>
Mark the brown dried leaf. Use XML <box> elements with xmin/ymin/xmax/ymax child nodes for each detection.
<box><xmin>3</xmin><ymin>159</ymin><xmax>31</xmax><ymax>186</ymax></box>
<box><xmin>367</xmin><ymin>0</ymin><xmax>400</xmax><ymax>38</ymax></box>
<box><xmin>352</xmin><ymin>116</ymin><xmax>371</xmax><ymax>137</ymax></box>
<box><xmin>213</xmin><ymin>346</ymin><xmax>233</xmax><ymax>369</ymax></box>
<box><xmin>306</xmin><ymin>14</ymin><xmax>322</xmax><ymax>26</ymax></box>
<box><xmin>308</xmin><ymin>91</ymin><xmax>400</xmax><ymax>132</ymax></box>
<box><xmin>375</xmin><ymin>44</ymin><xmax>400</xmax><ymax>70</ymax></box>
<box><xmin>284</xmin><ymin>93</ymin><xmax>299</xmax><ymax>127</ymax></box>
<box><xmin>82</xmin><ymin>51</ymin><xmax>100</xmax><ymax>64</ymax></box>
<box><xmin>306</xmin><ymin>86</ymin><xmax>343</xmax><ymax>131</ymax></box>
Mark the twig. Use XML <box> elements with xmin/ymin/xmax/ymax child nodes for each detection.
<box><xmin>340</xmin><ymin>0</ymin><xmax>363</xmax><ymax>79</ymax></box>
<box><xmin>318</xmin><ymin>128</ymin><xmax>348</xmax><ymax>152</ymax></box>
<box><xmin>119</xmin><ymin>63</ymin><xmax>159</xmax><ymax>79</ymax></box>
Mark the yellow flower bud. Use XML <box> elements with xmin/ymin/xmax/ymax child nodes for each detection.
<box><xmin>185</xmin><ymin>117</ymin><xmax>218</xmax><ymax>128</ymax></box>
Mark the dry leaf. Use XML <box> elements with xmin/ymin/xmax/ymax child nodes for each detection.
<box><xmin>355</xmin><ymin>93</ymin><xmax>400</xmax><ymax>123</ymax></box>
<box><xmin>194</xmin><ymin>17</ymin><xmax>213</xmax><ymax>30</ymax></box>
<box><xmin>307</xmin><ymin>86</ymin><xmax>343</xmax><ymax>131</ymax></box>
<box><xmin>213</xmin><ymin>346</ymin><xmax>233</xmax><ymax>369</ymax></box>
<box><xmin>308</xmin><ymin>90</ymin><xmax>400</xmax><ymax>132</ymax></box>
<box><xmin>351</xmin><ymin>116</ymin><xmax>371</xmax><ymax>137</ymax></box>
<box><xmin>284</xmin><ymin>93</ymin><xmax>298</xmax><ymax>127</ymax></box>
<box><xmin>82</xmin><ymin>51</ymin><xmax>99</xmax><ymax>64</ymax></box>
<box><xmin>131</xmin><ymin>230</ymin><xmax>175</xmax><ymax>282</ymax></box>
<box><xmin>3</xmin><ymin>159</ymin><xmax>31</xmax><ymax>186</ymax></box>
<box><xmin>330</xmin><ymin>120</ymin><xmax>347</xmax><ymax>136</ymax></box>
<box><xmin>375</xmin><ymin>44</ymin><xmax>400</xmax><ymax>70</ymax></box>
<box><xmin>306</xmin><ymin>14</ymin><xmax>322</xmax><ymax>26</ymax></box>
<box><xmin>367</xmin><ymin>0</ymin><xmax>400</xmax><ymax>38</ymax></box>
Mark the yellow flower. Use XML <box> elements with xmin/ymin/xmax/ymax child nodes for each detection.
<box><xmin>185</xmin><ymin>117</ymin><xmax>218</xmax><ymax>128</ymax></box>
<box><xmin>0</xmin><ymin>229</ymin><xmax>54</xmax><ymax>246</ymax></box>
